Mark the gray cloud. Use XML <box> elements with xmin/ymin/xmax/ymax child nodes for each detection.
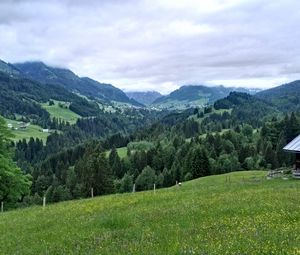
<box><xmin>0</xmin><ymin>0</ymin><xmax>300</xmax><ymax>93</ymax></box>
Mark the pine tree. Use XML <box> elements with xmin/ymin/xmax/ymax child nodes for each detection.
<box><xmin>76</xmin><ymin>151</ymin><xmax>114</xmax><ymax>197</ymax></box>
<box><xmin>119</xmin><ymin>173</ymin><xmax>133</xmax><ymax>193</ymax></box>
<box><xmin>264</xmin><ymin>143</ymin><xmax>278</xmax><ymax>169</ymax></box>
<box><xmin>286</xmin><ymin>112</ymin><xmax>299</xmax><ymax>142</ymax></box>
<box><xmin>135</xmin><ymin>166</ymin><xmax>156</xmax><ymax>191</ymax></box>
<box><xmin>190</xmin><ymin>147</ymin><xmax>210</xmax><ymax>178</ymax></box>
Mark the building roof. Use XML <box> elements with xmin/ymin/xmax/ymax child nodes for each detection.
<box><xmin>283</xmin><ymin>134</ymin><xmax>300</xmax><ymax>153</ymax></box>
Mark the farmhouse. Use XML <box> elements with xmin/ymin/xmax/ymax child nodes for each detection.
<box><xmin>283</xmin><ymin>134</ymin><xmax>300</xmax><ymax>179</ymax></box>
<box><xmin>19</xmin><ymin>122</ymin><xmax>29</xmax><ymax>129</ymax></box>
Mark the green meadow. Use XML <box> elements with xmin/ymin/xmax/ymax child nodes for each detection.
<box><xmin>41</xmin><ymin>100</ymin><xmax>80</xmax><ymax>124</ymax></box>
<box><xmin>116</xmin><ymin>147</ymin><xmax>128</xmax><ymax>158</ymax></box>
<box><xmin>106</xmin><ymin>147</ymin><xmax>128</xmax><ymax>159</ymax></box>
<box><xmin>3</xmin><ymin>118</ymin><xmax>50</xmax><ymax>142</ymax></box>
<box><xmin>1</xmin><ymin>171</ymin><xmax>299</xmax><ymax>254</ymax></box>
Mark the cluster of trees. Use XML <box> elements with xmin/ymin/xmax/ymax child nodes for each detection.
<box><xmin>0</xmin><ymin>117</ymin><xmax>31</xmax><ymax>207</ymax></box>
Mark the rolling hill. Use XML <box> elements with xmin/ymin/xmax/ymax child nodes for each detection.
<box><xmin>152</xmin><ymin>85</ymin><xmax>261</xmax><ymax>110</ymax></box>
<box><xmin>126</xmin><ymin>91</ymin><xmax>162</xmax><ymax>105</ymax></box>
<box><xmin>1</xmin><ymin>171</ymin><xmax>299</xmax><ymax>254</ymax></box>
<box><xmin>14</xmin><ymin>61</ymin><xmax>142</xmax><ymax>106</ymax></box>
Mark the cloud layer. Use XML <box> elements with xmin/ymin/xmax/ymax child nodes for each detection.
<box><xmin>1</xmin><ymin>0</ymin><xmax>300</xmax><ymax>93</ymax></box>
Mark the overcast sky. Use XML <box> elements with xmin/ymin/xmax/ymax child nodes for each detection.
<box><xmin>1</xmin><ymin>0</ymin><xmax>300</xmax><ymax>94</ymax></box>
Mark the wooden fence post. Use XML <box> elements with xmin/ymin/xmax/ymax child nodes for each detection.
<box><xmin>91</xmin><ymin>187</ymin><xmax>94</xmax><ymax>198</ymax></box>
<box><xmin>1</xmin><ymin>202</ymin><xmax>3</xmax><ymax>212</ymax></box>
<box><xmin>154</xmin><ymin>183</ymin><xmax>156</xmax><ymax>194</ymax></box>
<box><xmin>43</xmin><ymin>197</ymin><xmax>46</xmax><ymax>209</ymax></box>
<box><xmin>133</xmin><ymin>183</ymin><xmax>136</xmax><ymax>193</ymax></box>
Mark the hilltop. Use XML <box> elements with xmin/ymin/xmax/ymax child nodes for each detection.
<box><xmin>0</xmin><ymin>171</ymin><xmax>299</xmax><ymax>254</ymax></box>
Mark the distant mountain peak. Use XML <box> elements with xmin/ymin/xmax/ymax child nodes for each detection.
<box><xmin>126</xmin><ymin>91</ymin><xmax>162</xmax><ymax>105</ymax></box>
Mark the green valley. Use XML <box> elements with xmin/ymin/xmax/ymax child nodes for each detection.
<box><xmin>1</xmin><ymin>2</ymin><xmax>300</xmax><ymax>254</ymax></box>
<box><xmin>1</xmin><ymin>58</ymin><xmax>300</xmax><ymax>255</ymax></box>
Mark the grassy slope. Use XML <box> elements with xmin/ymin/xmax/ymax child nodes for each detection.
<box><xmin>41</xmin><ymin>100</ymin><xmax>80</xmax><ymax>124</ymax></box>
<box><xmin>154</xmin><ymin>98</ymin><xmax>208</xmax><ymax>110</ymax></box>
<box><xmin>106</xmin><ymin>147</ymin><xmax>128</xmax><ymax>159</ymax></box>
<box><xmin>116</xmin><ymin>147</ymin><xmax>128</xmax><ymax>158</ymax></box>
<box><xmin>1</xmin><ymin>171</ymin><xmax>300</xmax><ymax>254</ymax></box>
<box><xmin>3</xmin><ymin>118</ymin><xmax>50</xmax><ymax>142</ymax></box>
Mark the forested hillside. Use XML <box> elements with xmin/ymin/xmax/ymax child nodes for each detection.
<box><xmin>0</xmin><ymin>71</ymin><xmax>100</xmax><ymax>126</ymax></box>
<box><xmin>14</xmin><ymin>62</ymin><xmax>142</xmax><ymax>106</ymax></box>
<box><xmin>256</xmin><ymin>80</ymin><xmax>300</xmax><ymax>111</ymax></box>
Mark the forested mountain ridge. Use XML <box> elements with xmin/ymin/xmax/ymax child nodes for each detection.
<box><xmin>14</xmin><ymin>61</ymin><xmax>142</xmax><ymax>106</ymax></box>
<box><xmin>152</xmin><ymin>85</ymin><xmax>261</xmax><ymax>109</ymax></box>
<box><xmin>255</xmin><ymin>80</ymin><xmax>300</xmax><ymax>111</ymax></box>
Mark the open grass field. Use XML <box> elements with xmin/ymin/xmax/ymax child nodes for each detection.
<box><xmin>116</xmin><ymin>147</ymin><xmax>128</xmax><ymax>158</ymax></box>
<box><xmin>41</xmin><ymin>100</ymin><xmax>80</xmax><ymax>124</ymax></box>
<box><xmin>3</xmin><ymin>118</ymin><xmax>50</xmax><ymax>142</ymax></box>
<box><xmin>106</xmin><ymin>147</ymin><xmax>128</xmax><ymax>159</ymax></box>
<box><xmin>1</xmin><ymin>171</ymin><xmax>300</xmax><ymax>254</ymax></box>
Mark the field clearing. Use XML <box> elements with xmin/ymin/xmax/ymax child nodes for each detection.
<box><xmin>106</xmin><ymin>147</ymin><xmax>128</xmax><ymax>159</ymax></box>
<box><xmin>116</xmin><ymin>147</ymin><xmax>127</xmax><ymax>158</ymax></box>
<box><xmin>1</xmin><ymin>171</ymin><xmax>300</xmax><ymax>254</ymax></box>
<box><xmin>3</xmin><ymin>118</ymin><xmax>50</xmax><ymax>142</ymax></box>
<box><xmin>106</xmin><ymin>147</ymin><xmax>127</xmax><ymax>159</ymax></box>
<box><xmin>41</xmin><ymin>100</ymin><xmax>80</xmax><ymax>124</ymax></box>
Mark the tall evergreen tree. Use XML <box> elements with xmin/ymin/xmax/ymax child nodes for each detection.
<box><xmin>190</xmin><ymin>147</ymin><xmax>210</xmax><ymax>178</ymax></box>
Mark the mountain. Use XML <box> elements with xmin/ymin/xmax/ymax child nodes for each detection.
<box><xmin>0</xmin><ymin>60</ymin><xmax>100</xmax><ymax>122</ymax></box>
<box><xmin>255</xmin><ymin>80</ymin><xmax>300</xmax><ymax>111</ymax></box>
<box><xmin>126</xmin><ymin>91</ymin><xmax>162</xmax><ymax>105</ymax></box>
<box><xmin>0</xmin><ymin>59</ymin><xmax>21</xmax><ymax>76</ymax></box>
<box><xmin>14</xmin><ymin>62</ymin><xmax>142</xmax><ymax>106</ymax></box>
<box><xmin>152</xmin><ymin>85</ymin><xmax>259</xmax><ymax>110</ymax></box>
